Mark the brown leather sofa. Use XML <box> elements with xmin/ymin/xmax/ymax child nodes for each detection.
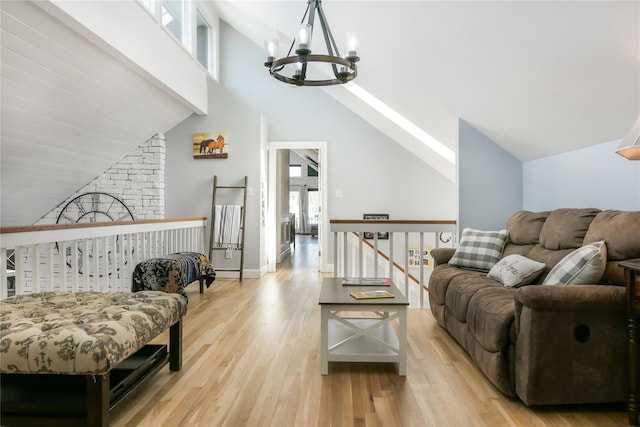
<box><xmin>428</xmin><ymin>208</ymin><xmax>640</xmax><ymax>405</ymax></box>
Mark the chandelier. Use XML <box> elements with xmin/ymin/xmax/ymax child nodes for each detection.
<box><xmin>264</xmin><ymin>0</ymin><xmax>359</xmax><ymax>87</ymax></box>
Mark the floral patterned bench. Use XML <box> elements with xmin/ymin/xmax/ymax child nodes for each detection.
<box><xmin>0</xmin><ymin>291</ymin><xmax>187</xmax><ymax>426</ymax></box>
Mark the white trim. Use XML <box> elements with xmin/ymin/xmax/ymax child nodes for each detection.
<box><xmin>268</xmin><ymin>141</ymin><xmax>329</xmax><ymax>273</ymax></box>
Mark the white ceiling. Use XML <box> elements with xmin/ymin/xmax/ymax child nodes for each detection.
<box><xmin>215</xmin><ymin>0</ymin><xmax>640</xmax><ymax>161</ymax></box>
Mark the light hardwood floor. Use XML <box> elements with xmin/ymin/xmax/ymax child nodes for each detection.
<box><xmin>112</xmin><ymin>236</ymin><xmax>628</xmax><ymax>427</ymax></box>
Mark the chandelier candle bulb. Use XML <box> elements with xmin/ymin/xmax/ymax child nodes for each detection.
<box><xmin>264</xmin><ymin>39</ymin><xmax>279</xmax><ymax>65</ymax></box>
<box><xmin>345</xmin><ymin>32</ymin><xmax>358</xmax><ymax>59</ymax></box>
<box><xmin>296</xmin><ymin>24</ymin><xmax>312</xmax><ymax>53</ymax></box>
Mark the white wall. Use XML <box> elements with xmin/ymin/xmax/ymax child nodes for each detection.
<box><xmin>458</xmin><ymin>120</ymin><xmax>523</xmax><ymax>231</ymax></box>
<box><xmin>39</xmin><ymin>0</ymin><xmax>208</xmax><ymax>114</ymax></box>
<box><xmin>524</xmin><ymin>140</ymin><xmax>640</xmax><ymax>211</ymax></box>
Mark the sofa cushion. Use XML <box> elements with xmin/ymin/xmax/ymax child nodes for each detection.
<box><xmin>506</xmin><ymin>211</ymin><xmax>550</xmax><ymax>245</ymax></box>
<box><xmin>488</xmin><ymin>254</ymin><xmax>546</xmax><ymax>287</ymax></box>
<box><xmin>448</xmin><ymin>228</ymin><xmax>509</xmax><ymax>271</ymax></box>
<box><xmin>445</xmin><ymin>273</ymin><xmax>500</xmax><ymax>322</ymax></box>
<box><xmin>538</xmin><ymin>208</ymin><xmax>600</xmax><ymax>250</ymax></box>
<box><xmin>583</xmin><ymin>210</ymin><xmax>640</xmax><ymax>261</ymax></box>
<box><xmin>542</xmin><ymin>241</ymin><xmax>607</xmax><ymax>285</ymax></box>
<box><xmin>467</xmin><ymin>286</ymin><xmax>517</xmax><ymax>352</ymax></box>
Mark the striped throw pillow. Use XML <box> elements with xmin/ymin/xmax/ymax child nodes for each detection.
<box><xmin>542</xmin><ymin>240</ymin><xmax>607</xmax><ymax>285</ymax></box>
<box><xmin>448</xmin><ymin>228</ymin><xmax>509</xmax><ymax>271</ymax></box>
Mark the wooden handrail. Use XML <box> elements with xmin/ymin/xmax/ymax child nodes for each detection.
<box><xmin>330</xmin><ymin>219</ymin><xmax>456</xmax><ymax>225</ymax></box>
<box><xmin>0</xmin><ymin>217</ymin><xmax>207</xmax><ymax>235</ymax></box>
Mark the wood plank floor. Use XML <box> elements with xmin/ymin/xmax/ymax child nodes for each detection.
<box><xmin>111</xmin><ymin>236</ymin><xmax>628</xmax><ymax>427</ymax></box>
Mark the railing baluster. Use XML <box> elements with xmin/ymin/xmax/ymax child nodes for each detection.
<box><xmin>71</xmin><ymin>240</ymin><xmax>78</xmax><ymax>293</ymax></box>
<box><xmin>47</xmin><ymin>243</ymin><xmax>54</xmax><ymax>292</ymax></box>
<box><xmin>59</xmin><ymin>241</ymin><xmax>67</xmax><ymax>292</ymax></box>
<box><xmin>15</xmin><ymin>246</ymin><xmax>24</xmax><ymax>295</ymax></box>
<box><xmin>83</xmin><ymin>240</ymin><xmax>90</xmax><ymax>291</ymax></box>
<box><xmin>419</xmin><ymin>232</ymin><xmax>424</xmax><ymax>308</ymax></box>
<box><xmin>32</xmin><ymin>245</ymin><xmax>41</xmax><ymax>294</ymax></box>
<box><xmin>342</xmin><ymin>232</ymin><xmax>347</xmax><ymax>277</ymax></box>
<box><xmin>404</xmin><ymin>232</ymin><xmax>409</xmax><ymax>301</ymax></box>
<box><xmin>373</xmin><ymin>235</ymin><xmax>379</xmax><ymax>278</ymax></box>
<box><xmin>389</xmin><ymin>233</ymin><xmax>394</xmax><ymax>281</ymax></box>
<box><xmin>1</xmin><ymin>248</ymin><xmax>7</xmax><ymax>299</ymax></box>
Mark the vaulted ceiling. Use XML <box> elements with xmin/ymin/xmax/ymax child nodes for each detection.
<box><xmin>215</xmin><ymin>0</ymin><xmax>639</xmax><ymax>161</ymax></box>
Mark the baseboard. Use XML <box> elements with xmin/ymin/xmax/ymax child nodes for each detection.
<box><xmin>214</xmin><ymin>268</ymin><xmax>265</xmax><ymax>279</ymax></box>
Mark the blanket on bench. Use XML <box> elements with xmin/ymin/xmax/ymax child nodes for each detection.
<box><xmin>0</xmin><ymin>291</ymin><xmax>187</xmax><ymax>374</ymax></box>
<box><xmin>132</xmin><ymin>252</ymin><xmax>216</xmax><ymax>299</ymax></box>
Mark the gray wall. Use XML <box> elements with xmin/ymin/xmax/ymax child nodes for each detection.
<box><xmin>458</xmin><ymin>119</ymin><xmax>523</xmax><ymax>231</ymax></box>
<box><xmin>524</xmin><ymin>140</ymin><xmax>640</xmax><ymax>211</ymax></box>
<box><xmin>165</xmin><ymin>77</ymin><xmax>262</xmax><ymax>273</ymax></box>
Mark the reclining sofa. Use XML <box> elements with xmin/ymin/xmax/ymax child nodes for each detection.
<box><xmin>428</xmin><ymin>208</ymin><xmax>640</xmax><ymax>405</ymax></box>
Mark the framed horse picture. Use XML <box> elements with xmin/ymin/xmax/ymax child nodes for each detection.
<box><xmin>193</xmin><ymin>133</ymin><xmax>229</xmax><ymax>159</ymax></box>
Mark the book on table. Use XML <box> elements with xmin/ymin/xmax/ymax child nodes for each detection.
<box><xmin>342</xmin><ymin>277</ymin><xmax>390</xmax><ymax>286</ymax></box>
<box><xmin>349</xmin><ymin>290</ymin><xmax>395</xmax><ymax>300</ymax></box>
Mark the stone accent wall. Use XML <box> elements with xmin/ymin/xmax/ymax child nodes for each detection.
<box><xmin>36</xmin><ymin>134</ymin><xmax>166</xmax><ymax>224</ymax></box>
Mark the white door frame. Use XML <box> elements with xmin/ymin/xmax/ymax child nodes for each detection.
<box><xmin>267</xmin><ymin>141</ymin><xmax>328</xmax><ymax>272</ymax></box>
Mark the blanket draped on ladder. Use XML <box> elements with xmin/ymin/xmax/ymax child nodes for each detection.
<box><xmin>214</xmin><ymin>205</ymin><xmax>243</xmax><ymax>248</ymax></box>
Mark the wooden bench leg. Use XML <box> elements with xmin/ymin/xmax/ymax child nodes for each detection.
<box><xmin>199</xmin><ymin>276</ymin><xmax>204</xmax><ymax>293</ymax></box>
<box><xmin>86</xmin><ymin>374</ymin><xmax>110</xmax><ymax>427</ymax></box>
<box><xmin>169</xmin><ymin>320</ymin><xmax>182</xmax><ymax>371</ymax></box>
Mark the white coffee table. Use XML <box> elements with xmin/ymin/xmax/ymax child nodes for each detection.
<box><xmin>319</xmin><ymin>277</ymin><xmax>409</xmax><ymax>376</ymax></box>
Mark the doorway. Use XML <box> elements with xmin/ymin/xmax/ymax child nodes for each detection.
<box><xmin>267</xmin><ymin>141</ymin><xmax>328</xmax><ymax>273</ymax></box>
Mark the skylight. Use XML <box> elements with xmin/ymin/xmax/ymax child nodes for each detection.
<box><xmin>344</xmin><ymin>83</ymin><xmax>456</xmax><ymax>165</ymax></box>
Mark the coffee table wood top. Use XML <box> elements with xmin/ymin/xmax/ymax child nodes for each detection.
<box><xmin>319</xmin><ymin>277</ymin><xmax>409</xmax><ymax>306</ymax></box>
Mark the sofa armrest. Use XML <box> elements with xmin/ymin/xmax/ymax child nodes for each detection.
<box><xmin>514</xmin><ymin>284</ymin><xmax>625</xmax><ymax>312</ymax></box>
<box><xmin>513</xmin><ymin>284</ymin><xmax>627</xmax><ymax>405</ymax></box>
<box><xmin>431</xmin><ymin>248</ymin><xmax>456</xmax><ymax>266</ymax></box>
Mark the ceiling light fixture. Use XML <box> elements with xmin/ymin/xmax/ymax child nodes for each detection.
<box><xmin>616</xmin><ymin>114</ymin><xmax>640</xmax><ymax>160</ymax></box>
<box><xmin>264</xmin><ymin>0</ymin><xmax>359</xmax><ymax>87</ymax></box>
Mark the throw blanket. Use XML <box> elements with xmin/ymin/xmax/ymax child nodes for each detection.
<box><xmin>214</xmin><ymin>205</ymin><xmax>243</xmax><ymax>248</ymax></box>
<box><xmin>132</xmin><ymin>252</ymin><xmax>216</xmax><ymax>299</ymax></box>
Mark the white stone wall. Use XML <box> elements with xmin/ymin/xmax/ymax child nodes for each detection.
<box><xmin>36</xmin><ymin>134</ymin><xmax>166</xmax><ymax>224</ymax></box>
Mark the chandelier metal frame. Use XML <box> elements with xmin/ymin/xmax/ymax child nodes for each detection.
<box><xmin>264</xmin><ymin>0</ymin><xmax>359</xmax><ymax>87</ymax></box>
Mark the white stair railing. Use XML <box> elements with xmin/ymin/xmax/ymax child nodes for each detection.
<box><xmin>330</xmin><ymin>219</ymin><xmax>456</xmax><ymax>308</ymax></box>
<box><xmin>1</xmin><ymin>218</ymin><xmax>207</xmax><ymax>299</ymax></box>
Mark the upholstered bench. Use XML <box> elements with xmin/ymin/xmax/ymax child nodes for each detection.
<box><xmin>0</xmin><ymin>291</ymin><xmax>187</xmax><ymax>427</ymax></box>
<box><xmin>132</xmin><ymin>251</ymin><xmax>216</xmax><ymax>299</ymax></box>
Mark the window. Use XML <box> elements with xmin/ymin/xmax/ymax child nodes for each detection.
<box><xmin>162</xmin><ymin>0</ymin><xmax>185</xmax><ymax>45</ymax></box>
<box><xmin>307</xmin><ymin>189</ymin><xmax>319</xmax><ymax>224</ymax></box>
<box><xmin>289</xmin><ymin>189</ymin><xmax>300</xmax><ymax>230</ymax></box>
<box><xmin>139</xmin><ymin>0</ymin><xmax>154</xmax><ymax>12</ymax></box>
<box><xmin>196</xmin><ymin>10</ymin><xmax>211</xmax><ymax>71</ymax></box>
<box><xmin>289</xmin><ymin>164</ymin><xmax>302</xmax><ymax>178</ymax></box>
